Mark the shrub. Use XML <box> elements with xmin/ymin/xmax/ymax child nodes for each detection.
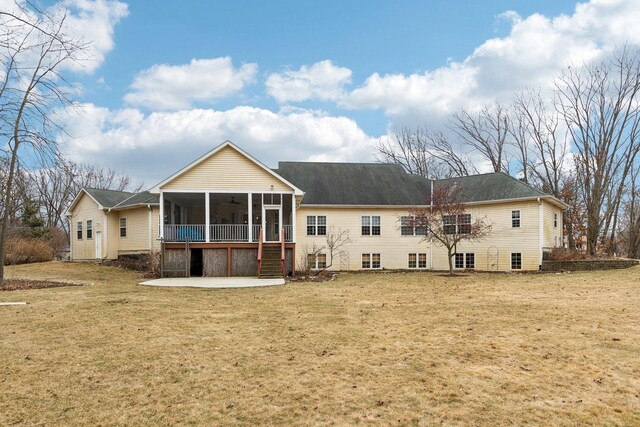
<box><xmin>4</xmin><ymin>236</ymin><xmax>54</xmax><ymax>265</ymax></box>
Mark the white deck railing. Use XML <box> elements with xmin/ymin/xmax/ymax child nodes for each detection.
<box><xmin>210</xmin><ymin>224</ymin><xmax>248</xmax><ymax>242</ymax></box>
<box><xmin>164</xmin><ymin>224</ymin><xmax>293</xmax><ymax>242</ymax></box>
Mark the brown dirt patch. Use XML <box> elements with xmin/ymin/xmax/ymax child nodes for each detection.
<box><xmin>1</xmin><ymin>279</ymin><xmax>84</xmax><ymax>292</ymax></box>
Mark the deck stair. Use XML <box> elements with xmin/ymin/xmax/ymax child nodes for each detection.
<box><xmin>259</xmin><ymin>245</ymin><xmax>283</xmax><ymax>278</ymax></box>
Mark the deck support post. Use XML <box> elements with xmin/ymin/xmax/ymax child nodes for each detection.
<box><xmin>205</xmin><ymin>192</ymin><xmax>210</xmax><ymax>243</ymax></box>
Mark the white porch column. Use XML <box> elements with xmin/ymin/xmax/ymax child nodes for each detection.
<box><xmin>159</xmin><ymin>192</ymin><xmax>164</xmax><ymax>239</ymax></box>
<box><xmin>205</xmin><ymin>192</ymin><xmax>210</xmax><ymax>242</ymax></box>
<box><xmin>291</xmin><ymin>193</ymin><xmax>296</xmax><ymax>243</ymax></box>
<box><xmin>247</xmin><ymin>192</ymin><xmax>252</xmax><ymax>242</ymax></box>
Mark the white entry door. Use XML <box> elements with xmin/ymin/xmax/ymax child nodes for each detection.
<box><xmin>95</xmin><ymin>231</ymin><xmax>102</xmax><ymax>258</ymax></box>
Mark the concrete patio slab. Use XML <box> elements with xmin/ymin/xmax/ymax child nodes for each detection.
<box><xmin>139</xmin><ymin>277</ymin><xmax>284</xmax><ymax>289</ymax></box>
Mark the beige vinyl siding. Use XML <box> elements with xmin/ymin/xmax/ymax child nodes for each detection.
<box><xmin>105</xmin><ymin>213</ymin><xmax>120</xmax><ymax>259</ymax></box>
<box><xmin>542</xmin><ymin>200</ymin><xmax>563</xmax><ymax>248</ymax></box>
<box><xmin>70</xmin><ymin>193</ymin><xmax>105</xmax><ymax>260</ymax></box>
<box><xmin>297</xmin><ymin>200</ymin><xmax>549</xmax><ymax>272</ymax></box>
<box><xmin>431</xmin><ymin>200</ymin><xmax>542</xmax><ymax>271</ymax></box>
<box><xmin>117</xmin><ymin>207</ymin><xmax>153</xmax><ymax>254</ymax></box>
<box><xmin>151</xmin><ymin>206</ymin><xmax>161</xmax><ymax>252</ymax></box>
<box><xmin>161</xmin><ymin>145</ymin><xmax>293</xmax><ymax>192</ymax></box>
<box><xmin>296</xmin><ymin>207</ymin><xmax>431</xmax><ymax>271</ymax></box>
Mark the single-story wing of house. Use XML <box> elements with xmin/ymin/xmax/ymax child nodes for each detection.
<box><xmin>67</xmin><ymin>140</ymin><xmax>568</xmax><ymax>276</ymax></box>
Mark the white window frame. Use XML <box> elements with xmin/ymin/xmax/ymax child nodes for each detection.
<box><xmin>554</xmin><ymin>213</ymin><xmax>558</xmax><ymax>228</ymax></box>
<box><xmin>362</xmin><ymin>216</ymin><xmax>381</xmax><ymax>236</ymax></box>
<box><xmin>401</xmin><ymin>216</ymin><xmax>427</xmax><ymax>236</ymax></box>
<box><xmin>454</xmin><ymin>252</ymin><xmax>475</xmax><ymax>269</ymax></box>
<box><xmin>362</xmin><ymin>253</ymin><xmax>381</xmax><ymax>269</ymax></box>
<box><xmin>119</xmin><ymin>217</ymin><xmax>127</xmax><ymax>238</ymax></box>
<box><xmin>443</xmin><ymin>214</ymin><xmax>471</xmax><ymax>235</ymax></box>
<box><xmin>76</xmin><ymin>221</ymin><xmax>83</xmax><ymax>240</ymax></box>
<box><xmin>512</xmin><ymin>210</ymin><xmax>521</xmax><ymax>228</ymax></box>
<box><xmin>511</xmin><ymin>252</ymin><xmax>522</xmax><ymax>270</ymax></box>
<box><xmin>86</xmin><ymin>219</ymin><xmax>93</xmax><ymax>240</ymax></box>
<box><xmin>408</xmin><ymin>253</ymin><xmax>428</xmax><ymax>269</ymax></box>
<box><xmin>307</xmin><ymin>253</ymin><xmax>327</xmax><ymax>270</ymax></box>
<box><xmin>306</xmin><ymin>215</ymin><xmax>327</xmax><ymax>236</ymax></box>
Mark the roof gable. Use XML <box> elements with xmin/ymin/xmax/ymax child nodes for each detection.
<box><xmin>151</xmin><ymin>141</ymin><xmax>303</xmax><ymax>194</ymax></box>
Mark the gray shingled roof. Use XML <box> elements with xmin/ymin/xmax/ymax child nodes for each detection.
<box><xmin>274</xmin><ymin>162</ymin><xmax>431</xmax><ymax>205</ymax></box>
<box><xmin>114</xmin><ymin>191</ymin><xmax>159</xmax><ymax>208</ymax></box>
<box><xmin>84</xmin><ymin>188</ymin><xmax>134</xmax><ymax>208</ymax></box>
<box><xmin>436</xmin><ymin>172</ymin><xmax>547</xmax><ymax>203</ymax></box>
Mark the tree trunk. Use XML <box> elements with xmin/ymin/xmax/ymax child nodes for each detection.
<box><xmin>0</xmin><ymin>142</ymin><xmax>20</xmax><ymax>282</ymax></box>
<box><xmin>447</xmin><ymin>249</ymin><xmax>454</xmax><ymax>276</ymax></box>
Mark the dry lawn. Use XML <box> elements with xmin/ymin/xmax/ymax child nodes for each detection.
<box><xmin>1</xmin><ymin>262</ymin><xmax>639</xmax><ymax>426</ymax></box>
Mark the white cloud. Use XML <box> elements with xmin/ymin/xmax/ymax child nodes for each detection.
<box><xmin>61</xmin><ymin>104</ymin><xmax>380</xmax><ymax>184</ymax></box>
<box><xmin>62</xmin><ymin>0</ymin><xmax>129</xmax><ymax>73</ymax></box>
<box><xmin>0</xmin><ymin>0</ymin><xmax>127</xmax><ymax>74</ymax></box>
<box><xmin>123</xmin><ymin>57</ymin><xmax>258</xmax><ymax>110</ymax></box>
<box><xmin>342</xmin><ymin>0</ymin><xmax>640</xmax><ymax>122</ymax></box>
<box><xmin>266</xmin><ymin>60</ymin><xmax>352</xmax><ymax>103</ymax></box>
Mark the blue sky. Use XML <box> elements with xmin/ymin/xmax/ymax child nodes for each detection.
<box><xmin>84</xmin><ymin>0</ymin><xmax>577</xmax><ymax>135</ymax></box>
<box><xmin>33</xmin><ymin>0</ymin><xmax>640</xmax><ymax>184</ymax></box>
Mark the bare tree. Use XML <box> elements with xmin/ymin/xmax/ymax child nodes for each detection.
<box><xmin>451</xmin><ymin>103</ymin><xmax>511</xmax><ymax>174</ymax></box>
<box><xmin>31</xmin><ymin>159</ymin><xmax>143</xmax><ymax>235</ymax></box>
<box><xmin>555</xmin><ymin>47</ymin><xmax>640</xmax><ymax>255</ymax></box>
<box><xmin>377</xmin><ymin>126</ymin><xmax>477</xmax><ymax>179</ymax></box>
<box><xmin>0</xmin><ymin>2</ymin><xmax>86</xmax><ymax>281</ymax></box>
<box><xmin>300</xmin><ymin>226</ymin><xmax>351</xmax><ymax>276</ymax></box>
<box><xmin>408</xmin><ymin>184</ymin><xmax>492</xmax><ymax>275</ymax></box>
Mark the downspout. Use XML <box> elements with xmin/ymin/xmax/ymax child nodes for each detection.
<box><xmin>103</xmin><ymin>208</ymin><xmax>110</xmax><ymax>261</ymax></box>
<box><xmin>66</xmin><ymin>213</ymin><xmax>73</xmax><ymax>261</ymax></box>
<box><xmin>538</xmin><ymin>197</ymin><xmax>543</xmax><ymax>269</ymax></box>
<box><xmin>148</xmin><ymin>204</ymin><xmax>153</xmax><ymax>253</ymax></box>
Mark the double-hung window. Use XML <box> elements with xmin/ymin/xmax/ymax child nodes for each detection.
<box><xmin>86</xmin><ymin>220</ymin><xmax>93</xmax><ymax>239</ymax></box>
<box><xmin>408</xmin><ymin>253</ymin><xmax>428</xmax><ymax>269</ymax></box>
<box><xmin>401</xmin><ymin>216</ymin><xmax>427</xmax><ymax>236</ymax></box>
<box><xmin>307</xmin><ymin>253</ymin><xmax>327</xmax><ymax>269</ymax></box>
<box><xmin>512</xmin><ymin>210</ymin><xmax>520</xmax><ymax>228</ymax></box>
<box><xmin>119</xmin><ymin>217</ymin><xmax>127</xmax><ymax>238</ymax></box>
<box><xmin>77</xmin><ymin>221</ymin><xmax>83</xmax><ymax>240</ymax></box>
<box><xmin>362</xmin><ymin>216</ymin><xmax>381</xmax><ymax>236</ymax></box>
<box><xmin>554</xmin><ymin>213</ymin><xmax>558</xmax><ymax>228</ymax></box>
<box><xmin>511</xmin><ymin>253</ymin><xmax>522</xmax><ymax>270</ymax></box>
<box><xmin>306</xmin><ymin>215</ymin><xmax>327</xmax><ymax>236</ymax></box>
<box><xmin>454</xmin><ymin>253</ymin><xmax>475</xmax><ymax>269</ymax></box>
<box><xmin>443</xmin><ymin>214</ymin><xmax>471</xmax><ymax>235</ymax></box>
<box><xmin>362</xmin><ymin>253</ymin><xmax>381</xmax><ymax>269</ymax></box>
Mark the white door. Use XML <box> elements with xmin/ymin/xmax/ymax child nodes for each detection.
<box><xmin>95</xmin><ymin>231</ymin><xmax>102</xmax><ymax>258</ymax></box>
<box><xmin>263</xmin><ymin>207</ymin><xmax>281</xmax><ymax>242</ymax></box>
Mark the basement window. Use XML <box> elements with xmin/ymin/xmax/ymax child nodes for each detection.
<box><xmin>408</xmin><ymin>253</ymin><xmax>428</xmax><ymax>269</ymax></box>
<box><xmin>455</xmin><ymin>253</ymin><xmax>475</xmax><ymax>269</ymax></box>
<box><xmin>362</xmin><ymin>253</ymin><xmax>381</xmax><ymax>269</ymax></box>
<box><xmin>511</xmin><ymin>252</ymin><xmax>522</xmax><ymax>270</ymax></box>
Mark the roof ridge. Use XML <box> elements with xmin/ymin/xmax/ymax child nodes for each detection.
<box><xmin>112</xmin><ymin>190</ymin><xmax>149</xmax><ymax>209</ymax></box>
<box><xmin>84</xmin><ymin>187</ymin><xmax>134</xmax><ymax>194</ymax></box>
<box><xmin>278</xmin><ymin>161</ymin><xmax>403</xmax><ymax>167</ymax></box>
